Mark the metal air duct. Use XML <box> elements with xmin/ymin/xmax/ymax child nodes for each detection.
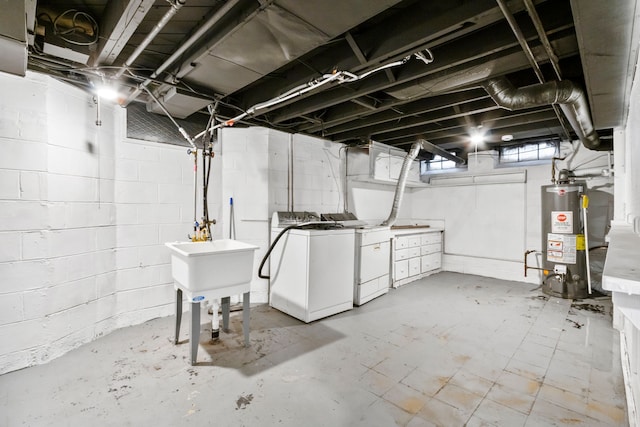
<box><xmin>381</xmin><ymin>139</ymin><xmax>465</xmax><ymax>227</ymax></box>
<box><xmin>381</xmin><ymin>142</ymin><xmax>421</xmax><ymax>227</ymax></box>
<box><xmin>482</xmin><ymin>77</ymin><xmax>610</xmax><ymax>151</ymax></box>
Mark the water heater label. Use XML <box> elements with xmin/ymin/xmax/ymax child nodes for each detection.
<box><xmin>547</xmin><ymin>233</ymin><xmax>577</xmax><ymax>264</ymax></box>
<box><xmin>551</xmin><ymin>211</ymin><xmax>573</xmax><ymax>233</ymax></box>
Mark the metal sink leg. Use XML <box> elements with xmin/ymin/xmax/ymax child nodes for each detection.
<box><xmin>190</xmin><ymin>301</ymin><xmax>200</xmax><ymax>365</ymax></box>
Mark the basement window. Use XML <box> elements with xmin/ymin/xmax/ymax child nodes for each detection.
<box><xmin>499</xmin><ymin>141</ymin><xmax>558</xmax><ymax>163</ymax></box>
<box><xmin>421</xmin><ymin>154</ymin><xmax>459</xmax><ymax>172</ymax></box>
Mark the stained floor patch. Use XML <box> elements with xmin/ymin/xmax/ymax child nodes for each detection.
<box><xmin>0</xmin><ymin>272</ymin><xmax>627</xmax><ymax>426</ymax></box>
<box><xmin>571</xmin><ymin>302</ymin><xmax>606</xmax><ymax>315</ymax></box>
<box><xmin>236</xmin><ymin>393</ymin><xmax>254</xmax><ymax>410</ymax></box>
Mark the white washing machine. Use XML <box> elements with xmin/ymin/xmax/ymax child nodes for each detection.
<box><xmin>320</xmin><ymin>213</ymin><xmax>391</xmax><ymax>306</ymax></box>
<box><xmin>269</xmin><ymin>212</ymin><xmax>355</xmax><ymax>323</ymax></box>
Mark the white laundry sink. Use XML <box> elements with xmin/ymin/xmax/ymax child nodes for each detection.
<box><xmin>165</xmin><ymin>240</ymin><xmax>258</xmax><ymax>292</ymax></box>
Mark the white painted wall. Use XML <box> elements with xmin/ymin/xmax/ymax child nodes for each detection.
<box><xmin>411</xmin><ymin>145</ymin><xmax>613</xmax><ymax>284</ymax></box>
<box><xmin>0</xmin><ymin>72</ymin><xmax>223</xmax><ymax>374</ymax></box>
<box><xmin>609</xmin><ymin>43</ymin><xmax>640</xmax><ymax>426</ymax></box>
<box><xmin>0</xmin><ymin>70</ymin><xmax>622</xmax><ymax>380</ymax></box>
<box><xmin>218</xmin><ymin>128</ymin><xmax>347</xmax><ymax>303</ymax></box>
<box><xmin>0</xmin><ymin>73</ymin><xmax>119</xmax><ymax>373</ymax></box>
<box><xmin>346</xmin><ymin>145</ymin><xmax>417</xmax><ymax>223</ymax></box>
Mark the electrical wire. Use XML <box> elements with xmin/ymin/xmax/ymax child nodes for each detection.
<box><xmin>193</xmin><ymin>49</ymin><xmax>435</xmax><ymax>140</ymax></box>
<box><xmin>53</xmin><ymin>9</ymin><xmax>99</xmax><ymax>46</ymax></box>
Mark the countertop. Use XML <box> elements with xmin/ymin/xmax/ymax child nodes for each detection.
<box><xmin>602</xmin><ymin>225</ymin><xmax>640</xmax><ymax>295</ymax></box>
<box><xmin>390</xmin><ymin>225</ymin><xmax>443</xmax><ymax>236</ymax></box>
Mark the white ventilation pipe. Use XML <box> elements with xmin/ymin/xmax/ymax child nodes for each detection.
<box><xmin>115</xmin><ymin>0</ymin><xmax>186</xmax><ymax>79</ymax></box>
<box><xmin>380</xmin><ymin>142</ymin><xmax>422</xmax><ymax>227</ymax></box>
<box><xmin>381</xmin><ymin>140</ymin><xmax>464</xmax><ymax>227</ymax></box>
<box><xmin>124</xmin><ymin>0</ymin><xmax>242</xmax><ymax>104</ymax></box>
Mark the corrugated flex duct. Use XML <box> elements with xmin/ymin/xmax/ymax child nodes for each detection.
<box><xmin>482</xmin><ymin>77</ymin><xmax>610</xmax><ymax>150</ymax></box>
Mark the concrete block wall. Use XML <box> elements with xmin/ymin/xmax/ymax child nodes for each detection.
<box><xmin>290</xmin><ymin>133</ymin><xmax>345</xmax><ymax>214</ymax></box>
<box><xmin>0</xmin><ymin>72</ymin><xmax>118</xmax><ymax>373</ymax></box>
<box><xmin>219</xmin><ymin>128</ymin><xmax>348</xmax><ymax>303</ymax></box>
<box><xmin>0</xmin><ymin>72</ymin><xmax>223</xmax><ymax>374</ymax></box>
<box><xmin>220</xmin><ymin>127</ymin><xmax>273</xmax><ymax>303</ymax></box>
<box><xmin>410</xmin><ymin>144</ymin><xmax>614</xmax><ymax>284</ymax></box>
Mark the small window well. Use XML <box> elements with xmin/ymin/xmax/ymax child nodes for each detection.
<box><xmin>421</xmin><ymin>153</ymin><xmax>460</xmax><ymax>173</ymax></box>
<box><xmin>499</xmin><ymin>141</ymin><xmax>558</xmax><ymax>164</ymax></box>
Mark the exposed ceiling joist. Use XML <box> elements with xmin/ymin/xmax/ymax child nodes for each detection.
<box><xmin>92</xmin><ymin>0</ymin><xmax>155</xmax><ymax>66</ymax></box>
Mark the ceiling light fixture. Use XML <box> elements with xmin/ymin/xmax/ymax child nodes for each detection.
<box><xmin>470</xmin><ymin>132</ymin><xmax>485</xmax><ymax>146</ymax></box>
<box><xmin>95</xmin><ymin>85</ymin><xmax>121</xmax><ymax>101</ymax></box>
<box><xmin>501</xmin><ymin>134</ymin><xmax>514</xmax><ymax>142</ymax></box>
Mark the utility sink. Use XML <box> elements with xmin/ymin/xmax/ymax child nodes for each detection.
<box><xmin>166</xmin><ymin>239</ymin><xmax>258</xmax><ymax>364</ymax></box>
<box><xmin>165</xmin><ymin>240</ymin><xmax>258</xmax><ymax>292</ymax></box>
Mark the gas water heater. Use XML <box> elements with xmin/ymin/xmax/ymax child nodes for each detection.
<box><xmin>540</xmin><ymin>181</ymin><xmax>589</xmax><ymax>299</ymax></box>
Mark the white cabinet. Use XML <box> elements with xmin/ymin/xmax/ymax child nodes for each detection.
<box><xmin>346</xmin><ymin>141</ymin><xmax>423</xmax><ymax>185</ymax></box>
<box><xmin>391</xmin><ymin>230</ymin><xmax>442</xmax><ymax>288</ymax></box>
<box><xmin>354</xmin><ymin>228</ymin><xmax>391</xmax><ymax>306</ymax></box>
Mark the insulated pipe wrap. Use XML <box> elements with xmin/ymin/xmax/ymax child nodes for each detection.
<box><xmin>482</xmin><ymin>77</ymin><xmax>607</xmax><ymax>151</ymax></box>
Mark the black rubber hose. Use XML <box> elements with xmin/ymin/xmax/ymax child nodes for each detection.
<box><xmin>258</xmin><ymin>223</ymin><xmax>341</xmax><ymax>279</ymax></box>
<box><xmin>258</xmin><ymin>224</ymin><xmax>301</xmax><ymax>279</ymax></box>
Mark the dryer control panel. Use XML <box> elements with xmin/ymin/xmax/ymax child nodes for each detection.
<box><xmin>275</xmin><ymin>211</ymin><xmax>320</xmax><ymax>225</ymax></box>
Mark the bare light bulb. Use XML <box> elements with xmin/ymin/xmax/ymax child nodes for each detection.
<box><xmin>95</xmin><ymin>85</ymin><xmax>120</xmax><ymax>101</ymax></box>
<box><xmin>470</xmin><ymin>133</ymin><xmax>484</xmax><ymax>146</ymax></box>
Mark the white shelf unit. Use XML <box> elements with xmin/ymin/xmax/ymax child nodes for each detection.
<box><xmin>391</xmin><ymin>229</ymin><xmax>442</xmax><ymax>288</ymax></box>
<box><xmin>347</xmin><ymin>141</ymin><xmax>424</xmax><ymax>186</ymax></box>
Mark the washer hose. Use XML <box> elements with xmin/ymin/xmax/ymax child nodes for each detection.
<box><xmin>258</xmin><ymin>223</ymin><xmax>342</xmax><ymax>279</ymax></box>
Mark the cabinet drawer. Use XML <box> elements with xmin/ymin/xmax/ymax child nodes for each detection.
<box><xmin>420</xmin><ymin>232</ymin><xmax>442</xmax><ymax>245</ymax></box>
<box><xmin>421</xmin><ymin>253</ymin><xmax>442</xmax><ymax>272</ymax></box>
<box><xmin>395</xmin><ymin>236</ymin><xmax>409</xmax><ymax>249</ymax></box>
<box><xmin>408</xmin><ymin>236</ymin><xmax>421</xmax><ymax>248</ymax></box>
<box><xmin>421</xmin><ymin>243</ymin><xmax>441</xmax><ymax>256</ymax></box>
<box><xmin>395</xmin><ymin>260</ymin><xmax>409</xmax><ymax>280</ymax></box>
<box><xmin>360</xmin><ymin>229</ymin><xmax>391</xmax><ymax>246</ymax></box>
<box><xmin>409</xmin><ymin>246</ymin><xmax>421</xmax><ymax>258</ymax></box>
<box><xmin>409</xmin><ymin>257</ymin><xmax>421</xmax><ymax>276</ymax></box>
<box><xmin>395</xmin><ymin>248</ymin><xmax>409</xmax><ymax>261</ymax></box>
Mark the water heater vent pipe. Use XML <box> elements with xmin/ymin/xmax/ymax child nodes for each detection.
<box><xmin>482</xmin><ymin>77</ymin><xmax>608</xmax><ymax>151</ymax></box>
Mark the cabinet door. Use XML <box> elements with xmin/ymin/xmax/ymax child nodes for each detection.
<box><xmin>395</xmin><ymin>260</ymin><xmax>409</xmax><ymax>280</ymax></box>
<box><xmin>360</xmin><ymin>241</ymin><xmax>391</xmax><ymax>283</ymax></box>
<box><xmin>421</xmin><ymin>253</ymin><xmax>442</xmax><ymax>273</ymax></box>
<box><xmin>409</xmin><ymin>257</ymin><xmax>421</xmax><ymax>276</ymax></box>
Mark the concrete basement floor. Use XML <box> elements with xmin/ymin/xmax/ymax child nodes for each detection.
<box><xmin>0</xmin><ymin>272</ymin><xmax>627</xmax><ymax>426</ymax></box>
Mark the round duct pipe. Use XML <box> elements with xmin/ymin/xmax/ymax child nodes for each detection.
<box><xmin>483</xmin><ymin>77</ymin><xmax>611</xmax><ymax>151</ymax></box>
